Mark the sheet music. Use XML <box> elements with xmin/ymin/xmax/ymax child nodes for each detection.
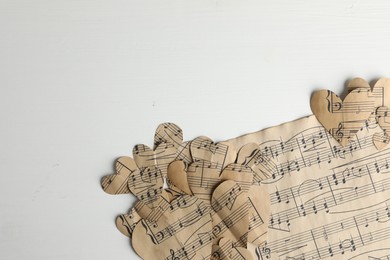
<box><xmin>226</xmin><ymin>115</ymin><xmax>390</xmax><ymax>259</ymax></box>
<box><xmin>102</xmin><ymin>80</ymin><xmax>390</xmax><ymax>259</ymax></box>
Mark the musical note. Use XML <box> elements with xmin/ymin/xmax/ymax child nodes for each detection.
<box><xmin>225</xmin><ymin>112</ymin><xmax>390</xmax><ymax>259</ymax></box>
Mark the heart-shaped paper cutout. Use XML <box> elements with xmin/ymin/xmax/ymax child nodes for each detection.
<box><xmin>167</xmin><ymin>160</ymin><xmax>193</xmax><ymax>195</ymax></box>
<box><xmin>372</xmin><ymin>78</ymin><xmax>390</xmax><ymax>107</ymax></box>
<box><xmin>211</xmin><ymin>180</ymin><xmax>250</xmax><ymax>247</ymax></box>
<box><xmin>237</xmin><ymin>143</ymin><xmax>277</xmax><ymax>183</ymax></box>
<box><xmin>101</xmin><ymin>156</ymin><xmax>139</xmax><ymax>195</ymax></box>
<box><xmin>374</xmin><ymin>106</ymin><xmax>390</xmax><ymax>150</ymax></box>
<box><xmin>346</xmin><ymin>77</ymin><xmax>370</xmax><ymax>92</ymax></box>
<box><xmin>115</xmin><ymin>189</ymin><xmax>180</xmax><ymax>237</ymax></box>
<box><xmin>132</xmin><ymin>195</ymin><xmax>213</xmax><ymax>260</ymax></box>
<box><xmin>154</xmin><ymin>123</ymin><xmax>193</xmax><ymax>165</ymax></box>
<box><xmin>370</xmin><ymin>78</ymin><xmax>390</xmax><ymax>150</ymax></box>
<box><xmin>246</xmin><ymin>185</ymin><xmax>270</xmax><ymax>246</ymax></box>
<box><xmin>311</xmin><ymin>88</ymin><xmax>375</xmax><ymax>146</ymax></box>
<box><xmin>186</xmin><ymin>136</ymin><xmax>237</xmax><ymax>205</ymax></box>
<box><xmin>132</xmin><ymin>142</ymin><xmax>177</xmax><ymax>177</ymax></box>
<box><xmin>220</xmin><ymin>163</ymin><xmax>254</xmax><ymax>191</ymax></box>
<box><xmin>115</xmin><ymin>207</ymin><xmax>142</xmax><ymax>237</ymax></box>
<box><xmin>220</xmin><ymin>161</ymin><xmax>270</xmax><ymax>247</ymax></box>
<box><xmin>154</xmin><ymin>122</ymin><xmax>183</xmax><ymax>149</ymax></box>
<box><xmin>190</xmin><ymin>136</ymin><xmax>236</xmax><ymax>166</ymax></box>
<box><xmin>102</xmin><ymin>123</ymin><xmax>187</xmax><ymax>199</ymax></box>
<box><xmin>129</xmin><ymin>142</ymin><xmax>178</xmax><ymax>207</ymax></box>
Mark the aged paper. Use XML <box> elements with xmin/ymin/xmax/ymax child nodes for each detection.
<box><xmin>102</xmin><ymin>79</ymin><xmax>390</xmax><ymax>259</ymax></box>
<box><xmin>132</xmin><ymin>195</ymin><xmax>214</xmax><ymax>259</ymax></box>
<box><xmin>310</xmin><ymin>88</ymin><xmax>375</xmax><ymax>146</ymax></box>
<box><xmin>226</xmin><ymin>113</ymin><xmax>390</xmax><ymax>259</ymax></box>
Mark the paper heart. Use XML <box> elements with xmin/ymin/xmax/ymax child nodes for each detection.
<box><xmin>211</xmin><ymin>180</ymin><xmax>250</xmax><ymax>247</ymax></box>
<box><xmin>346</xmin><ymin>77</ymin><xmax>370</xmax><ymax>92</ymax></box>
<box><xmin>115</xmin><ymin>207</ymin><xmax>142</xmax><ymax>237</ymax></box>
<box><xmin>132</xmin><ymin>195</ymin><xmax>213</xmax><ymax>260</ymax></box>
<box><xmin>212</xmin><ymin>162</ymin><xmax>270</xmax><ymax>247</ymax></box>
<box><xmin>101</xmin><ymin>156</ymin><xmax>139</xmax><ymax>195</ymax></box>
<box><xmin>154</xmin><ymin>122</ymin><xmax>193</xmax><ymax>165</ymax></box>
<box><xmin>373</xmin><ymin>106</ymin><xmax>390</xmax><ymax>150</ymax></box>
<box><xmin>220</xmin><ymin>163</ymin><xmax>270</xmax><ymax>246</ymax></box>
<box><xmin>132</xmin><ymin>142</ymin><xmax>177</xmax><ymax>176</ymax></box>
<box><xmin>372</xmin><ymin>78</ymin><xmax>390</xmax><ymax>107</ymax></box>
<box><xmin>154</xmin><ymin>122</ymin><xmax>183</xmax><ymax>149</ymax></box>
<box><xmin>220</xmin><ymin>163</ymin><xmax>254</xmax><ymax>191</ymax></box>
<box><xmin>190</xmin><ymin>136</ymin><xmax>236</xmax><ymax>166</ymax></box>
<box><xmin>371</xmin><ymin>79</ymin><xmax>390</xmax><ymax>150</ymax></box>
<box><xmin>128</xmin><ymin>142</ymin><xmax>178</xmax><ymax>207</ymax></box>
<box><xmin>311</xmin><ymin>88</ymin><xmax>375</xmax><ymax>146</ymax></box>
<box><xmin>237</xmin><ymin>143</ymin><xmax>276</xmax><ymax>183</ymax></box>
<box><xmin>167</xmin><ymin>160</ymin><xmax>193</xmax><ymax>195</ymax></box>
<box><xmin>186</xmin><ymin>136</ymin><xmax>237</xmax><ymax>205</ymax></box>
<box><xmin>115</xmin><ymin>190</ymin><xmax>181</xmax><ymax>237</ymax></box>
<box><xmin>246</xmin><ymin>185</ymin><xmax>270</xmax><ymax>246</ymax></box>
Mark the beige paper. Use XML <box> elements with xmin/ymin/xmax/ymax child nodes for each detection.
<box><xmin>211</xmin><ymin>180</ymin><xmax>250</xmax><ymax>247</ymax></box>
<box><xmin>101</xmin><ymin>156</ymin><xmax>138</xmax><ymax>195</ymax></box>
<box><xmin>104</xmin><ymin>78</ymin><xmax>390</xmax><ymax>259</ymax></box>
<box><xmin>211</xmin><ymin>237</ymin><xmax>253</xmax><ymax>260</ymax></box>
<box><xmin>214</xmin><ymin>164</ymin><xmax>269</xmax><ymax>247</ymax></box>
<box><xmin>115</xmin><ymin>190</ymin><xmax>172</xmax><ymax>237</ymax></box>
<box><xmin>102</xmin><ymin>122</ymin><xmax>188</xmax><ymax>208</ymax></box>
<box><xmin>128</xmin><ymin>142</ymin><xmax>173</xmax><ymax>207</ymax></box>
<box><xmin>226</xmin><ymin>111</ymin><xmax>390</xmax><ymax>259</ymax></box>
<box><xmin>186</xmin><ymin>136</ymin><xmax>237</xmax><ymax>206</ymax></box>
<box><xmin>132</xmin><ymin>194</ymin><xmax>213</xmax><ymax>260</ymax></box>
<box><xmin>115</xmin><ymin>207</ymin><xmax>142</xmax><ymax>237</ymax></box>
<box><xmin>311</xmin><ymin>77</ymin><xmax>390</xmax><ymax>149</ymax></box>
<box><xmin>310</xmin><ymin>87</ymin><xmax>375</xmax><ymax>146</ymax></box>
<box><xmin>167</xmin><ymin>160</ymin><xmax>193</xmax><ymax>195</ymax></box>
<box><xmin>246</xmin><ymin>185</ymin><xmax>270</xmax><ymax>247</ymax></box>
<box><xmin>154</xmin><ymin>122</ymin><xmax>192</xmax><ymax>165</ymax></box>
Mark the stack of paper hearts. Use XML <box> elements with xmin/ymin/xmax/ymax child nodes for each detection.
<box><xmin>101</xmin><ymin>123</ymin><xmax>270</xmax><ymax>260</ymax></box>
<box><xmin>101</xmin><ymin>77</ymin><xmax>390</xmax><ymax>260</ymax></box>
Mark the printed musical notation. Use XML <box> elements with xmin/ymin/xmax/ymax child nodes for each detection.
<box><xmin>132</xmin><ymin>195</ymin><xmax>214</xmax><ymax>260</ymax></box>
<box><xmin>186</xmin><ymin>137</ymin><xmax>237</xmax><ymax>205</ymax></box>
<box><xmin>226</xmin><ymin>114</ymin><xmax>390</xmax><ymax>259</ymax></box>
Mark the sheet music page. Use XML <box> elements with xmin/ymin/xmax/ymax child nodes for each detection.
<box><xmin>226</xmin><ymin>115</ymin><xmax>390</xmax><ymax>259</ymax></box>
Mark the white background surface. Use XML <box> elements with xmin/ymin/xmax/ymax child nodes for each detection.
<box><xmin>1</xmin><ymin>0</ymin><xmax>390</xmax><ymax>259</ymax></box>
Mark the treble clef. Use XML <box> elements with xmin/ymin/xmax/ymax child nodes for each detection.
<box><xmin>335</xmin><ymin>122</ymin><xmax>344</xmax><ymax>141</ymax></box>
<box><xmin>170</xmin><ymin>249</ymin><xmax>180</xmax><ymax>260</ymax></box>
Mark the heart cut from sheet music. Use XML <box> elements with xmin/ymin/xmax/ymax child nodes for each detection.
<box><xmin>154</xmin><ymin>122</ymin><xmax>183</xmax><ymax>149</ymax></box>
<box><xmin>246</xmin><ymin>185</ymin><xmax>270</xmax><ymax>246</ymax></box>
<box><xmin>167</xmin><ymin>160</ymin><xmax>193</xmax><ymax>195</ymax></box>
<box><xmin>185</xmin><ymin>136</ymin><xmax>237</xmax><ymax>205</ymax></box>
<box><xmin>132</xmin><ymin>194</ymin><xmax>213</xmax><ymax>260</ymax></box>
<box><xmin>371</xmin><ymin>78</ymin><xmax>390</xmax><ymax>150</ymax></box>
<box><xmin>211</xmin><ymin>237</ymin><xmax>253</xmax><ymax>260</ymax></box>
<box><xmin>101</xmin><ymin>156</ymin><xmax>139</xmax><ymax>195</ymax></box>
<box><xmin>115</xmin><ymin>206</ymin><xmax>142</xmax><ymax>237</ymax></box>
<box><xmin>101</xmin><ymin>141</ymin><xmax>177</xmax><ymax>210</ymax></box>
<box><xmin>211</xmin><ymin>180</ymin><xmax>251</xmax><ymax>247</ymax></box>
<box><xmin>373</xmin><ymin>106</ymin><xmax>390</xmax><ymax>150</ymax></box>
<box><xmin>236</xmin><ymin>143</ymin><xmax>276</xmax><ymax>183</ymax></box>
<box><xmin>311</xmin><ymin>88</ymin><xmax>375</xmax><ymax>146</ymax></box>
<box><xmin>115</xmin><ymin>190</ymin><xmax>174</xmax><ymax>237</ymax></box>
<box><xmin>154</xmin><ymin>122</ymin><xmax>193</xmax><ymax>165</ymax></box>
<box><xmin>101</xmin><ymin>122</ymin><xmax>186</xmax><ymax>197</ymax></box>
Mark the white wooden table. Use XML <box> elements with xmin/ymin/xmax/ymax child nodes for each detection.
<box><xmin>1</xmin><ymin>0</ymin><xmax>390</xmax><ymax>259</ymax></box>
